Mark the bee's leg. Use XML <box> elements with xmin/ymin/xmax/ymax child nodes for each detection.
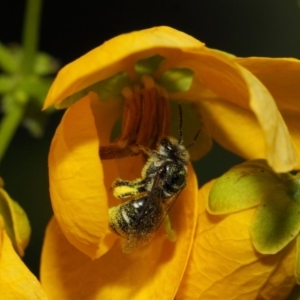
<box><xmin>112</xmin><ymin>178</ymin><xmax>146</xmax><ymax>199</ymax></box>
<box><xmin>137</xmin><ymin>144</ymin><xmax>153</xmax><ymax>156</ymax></box>
<box><xmin>164</xmin><ymin>214</ymin><xmax>177</xmax><ymax>242</ymax></box>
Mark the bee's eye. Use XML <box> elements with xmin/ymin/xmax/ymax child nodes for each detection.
<box><xmin>164</xmin><ymin>163</ymin><xmax>186</xmax><ymax>189</ymax></box>
<box><xmin>160</xmin><ymin>138</ymin><xmax>173</xmax><ymax>151</ymax></box>
<box><xmin>172</xmin><ymin>172</ymin><xmax>185</xmax><ymax>188</ymax></box>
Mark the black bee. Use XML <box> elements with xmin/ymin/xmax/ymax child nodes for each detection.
<box><xmin>109</xmin><ymin>104</ymin><xmax>199</xmax><ymax>252</ymax></box>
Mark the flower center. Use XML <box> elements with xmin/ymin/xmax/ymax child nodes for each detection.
<box><xmin>57</xmin><ymin>54</ymin><xmax>201</xmax><ymax>159</ymax></box>
<box><xmin>100</xmin><ymin>76</ymin><xmax>170</xmax><ymax>159</ymax></box>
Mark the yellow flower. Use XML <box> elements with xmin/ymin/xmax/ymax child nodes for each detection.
<box><xmin>0</xmin><ymin>179</ymin><xmax>47</xmax><ymax>299</ymax></box>
<box><xmin>41</xmin><ymin>26</ymin><xmax>300</xmax><ymax>298</ymax></box>
<box><xmin>177</xmin><ymin>179</ymin><xmax>297</xmax><ymax>299</ymax></box>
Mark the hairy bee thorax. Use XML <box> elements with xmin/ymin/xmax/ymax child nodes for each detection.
<box><xmin>100</xmin><ymin>76</ymin><xmax>171</xmax><ymax>160</ymax></box>
<box><xmin>112</xmin><ymin>135</ymin><xmax>189</xmax><ymax>200</ymax></box>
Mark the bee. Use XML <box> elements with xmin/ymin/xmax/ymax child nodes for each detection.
<box><xmin>109</xmin><ymin>104</ymin><xmax>199</xmax><ymax>252</ymax></box>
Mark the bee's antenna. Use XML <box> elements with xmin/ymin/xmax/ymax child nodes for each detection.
<box><xmin>178</xmin><ymin>103</ymin><xmax>183</xmax><ymax>144</ymax></box>
<box><xmin>186</xmin><ymin>129</ymin><xmax>201</xmax><ymax>148</ymax></box>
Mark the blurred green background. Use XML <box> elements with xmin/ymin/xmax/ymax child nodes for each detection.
<box><xmin>1</xmin><ymin>0</ymin><xmax>300</xmax><ymax>277</ymax></box>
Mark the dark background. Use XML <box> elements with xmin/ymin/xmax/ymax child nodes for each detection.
<box><xmin>1</xmin><ymin>0</ymin><xmax>300</xmax><ymax>277</ymax></box>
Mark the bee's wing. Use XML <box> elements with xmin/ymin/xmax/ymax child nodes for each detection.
<box><xmin>154</xmin><ymin>190</ymin><xmax>182</xmax><ymax>229</ymax></box>
<box><xmin>135</xmin><ymin>164</ymin><xmax>184</xmax><ymax>229</ymax></box>
<box><xmin>122</xmin><ymin>167</ymin><xmax>183</xmax><ymax>252</ymax></box>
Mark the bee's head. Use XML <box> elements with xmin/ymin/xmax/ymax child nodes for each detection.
<box><xmin>159</xmin><ymin>137</ymin><xmax>190</xmax><ymax>163</ymax></box>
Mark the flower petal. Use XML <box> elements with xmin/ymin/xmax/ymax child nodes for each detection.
<box><xmin>183</xmin><ymin>49</ymin><xmax>297</xmax><ymax>172</ymax></box>
<box><xmin>200</xmin><ymin>97</ymin><xmax>267</xmax><ymax>159</ymax></box>
<box><xmin>43</xmin><ymin>26</ymin><xmax>204</xmax><ymax>109</ymax></box>
<box><xmin>0</xmin><ymin>226</ymin><xmax>47</xmax><ymax>300</ymax></box>
<box><xmin>48</xmin><ymin>92</ymin><xmax>121</xmax><ymax>258</ymax></box>
<box><xmin>281</xmin><ymin>111</ymin><xmax>300</xmax><ymax>169</ymax></box>
<box><xmin>236</xmin><ymin>57</ymin><xmax>300</xmax><ymax>113</ymax></box>
<box><xmin>236</xmin><ymin>57</ymin><xmax>300</xmax><ymax>169</ymax></box>
<box><xmin>200</xmin><ymin>95</ymin><xmax>297</xmax><ymax>173</ymax></box>
<box><xmin>41</xmin><ymin>165</ymin><xmax>198</xmax><ymax>300</ymax></box>
<box><xmin>177</xmin><ymin>180</ymin><xmax>296</xmax><ymax>299</ymax></box>
<box><xmin>238</xmin><ymin>66</ymin><xmax>297</xmax><ymax>173</ymax></box>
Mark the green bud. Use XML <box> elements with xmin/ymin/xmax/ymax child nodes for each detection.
<box><xmin>33</xmin><ymin>52</ymin><xmax>59</xmax><ymax>75</ymax></box>
<box><xmin>0</xmin><ymin>179</ymin><xmax>31</xmax><ymax>256</ymax></box>
<box><xmin>0</xmin><ymin>43</ymin><xmax>18</xmax><ymax>74</ymax></box>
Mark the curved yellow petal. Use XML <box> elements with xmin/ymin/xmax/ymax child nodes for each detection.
<box><xmin>0</xmin><ymin>227</ymin><xmax>48</xmax><ymax>300</ymax></box>
<box><xmin>282</xmin><ymin>111</ymin><xmax>300</xmax><ymax>169</ymax></box>
<box><xmin>238</xmin><ymin>65</ymin><xmax>297</xmax><ymax>173</ymax></box>
<box><xmin>199</xmin><ymin>98</ymin><xmax>265</xmax><ymax>161</ymax></box>
<box><xmin>41</xmin><ymin>165</ymin><xmax>198</xmax><ymax>300</ymax></box>
<box><xmin>43</xmin><ymin>26</ymin><xmax>204</xmax><ymax>109</ymax></box>
<box><xmin>200</xmin><ymin>96</ymin><xmax>298</xmax><ymax>172</ymax></box>
<box><xmin>237</xmin><ymin>57</ymin><xmax>300</xmax><ymax>113</ymax></box>
<box><xmin>49</xmin><ymin>92</ymin><xmax>121</xmax><ymax>258</ymax></box>
<box><xmin>182</xmin><ymin>49</ymin><xmax>297</xmax><ymax>172</ymax></box>
<box><xmin>177</xmin><ymin>181</ymin><xmax>296</xmax><ymax>299</ymax></box>
<box><xmin>179</xmin><ymin>49</ymin><xmax>250</xmax><ymax>109</ymax></box>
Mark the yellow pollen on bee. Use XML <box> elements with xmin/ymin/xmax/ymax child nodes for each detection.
<box><xmin>113</xmin><ymin>185</ymin><xmax>140</xmax><ymax>199</ymax></box>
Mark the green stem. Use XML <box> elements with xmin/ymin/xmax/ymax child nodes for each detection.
<box><xmin>0</xmin><ymin>105</ymin><xmax>24</xmax><ymax>162</ymax></box>
<box><xmin>21</xmin><ymin>0</ymin><xmax>43</xmax><ymax>75</ymax></box>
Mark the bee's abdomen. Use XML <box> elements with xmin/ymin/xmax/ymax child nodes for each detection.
<box><xmin>109</xmin><ymin>196</ymin><xmax>161</xmax><ymax>237</ymax></box>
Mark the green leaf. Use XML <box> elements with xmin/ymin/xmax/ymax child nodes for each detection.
<box><xmin>0</xmin><ymin>75</ymin><xmax>15</xmax><ymax>93</ymax></box>
<box><xmin>208</xmin><ymin>160</ymin><xmax>279</xmax><ymax>214</ymax></box>
<box><xmin>134</xmin><ymin>55</ymin><xmax>166</xmax><ymax>78</ymax></box>
<box><xmin>57</xmin><ymin>71</ymin><xmax>130</xmax><ymax>109</ymax></box>
<box><xmin>250</xmin><ymin>175</ymin><xmax>300</xmax><ymax>254</ymax></box>
<box><xmin>159</xmin><ymin>68</ymin><xmax>194</xmax><ymax>93</ymax></box>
